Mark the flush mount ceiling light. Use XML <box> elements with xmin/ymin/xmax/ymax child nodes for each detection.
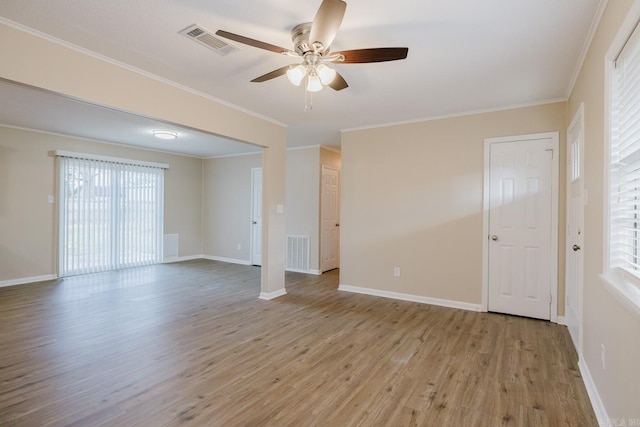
<box><xmin>153</xmin><ymin>130</ymin><xmax>178</xmax><ymax>140</ymax></box>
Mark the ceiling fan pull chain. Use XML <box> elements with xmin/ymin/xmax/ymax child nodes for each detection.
<box><xmin>305</xmin><ymin>87</ymin><xmax>313</xmax><ymax>112</ymax></box>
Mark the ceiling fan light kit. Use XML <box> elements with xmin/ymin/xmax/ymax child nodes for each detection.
<box><xmin>215</xmin><ymin>0</ymin><xmax>409</xmax><ymax>109</ymax></box>
<box><xmin>286</xmin><ymin>64</ymin><xmax>306</xmax><ymax>86</ymax></box>
<box><xmin>286</xmin><ymin>55</ymin><xmax>338</xmax><ymax>92</ymax></box>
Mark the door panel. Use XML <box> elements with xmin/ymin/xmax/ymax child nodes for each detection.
<box><xmin>566</xmin><ymin>106</ymin><xmax>585</xmax><ymax>350</ymax></box>
<box><xmin>488</xmin><ymin>139</ymin><xmax>553</xmax><ymax>320</ymax></box>
<box><xmin>251</xmin><ymin>168</ymin><xmax>262</xmax><ymax>266</ymax></box>
<box><xmin>321</xmin><ymin>166</ymin><xmax>340</xmax><ymax>272</ymax></box>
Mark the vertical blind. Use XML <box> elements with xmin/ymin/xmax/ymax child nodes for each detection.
<box><xmin>611</xmin><ymin>22</ymin><xmax>640</xmax><ymax>272</ymax></box>
<box><xmin>59</xmin><ymin>154</ymin><xmax>164</xmax><ymax>276</ymax></box>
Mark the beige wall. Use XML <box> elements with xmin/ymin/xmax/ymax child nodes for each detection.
<box><xmin>568</xmin><ymin>0</ymin><xmax>640</xmax><ymax>419</ymax></box>
<box><xmin>320</xmin><ymin>147</ymin><xmax>342</xmax><ymax>170</ymax></box>
<box><xmin>287</xmin><ymin>147</ymin><xmax>321</xmax><ymax>271</ymax></box>
<box><xmin>202</xmin><ymin>154</ymin><xmax>261</xmax><ymax>261</ymax></box>
<box><xmin>341</xmin><ymin>102</ymin><xmax>567</xmax><ymax>306</ymax></box>
<box><xmin>0</xmin><ymin>22</ymin><xmax>287</xmax><ymax>294</ymax></box>
<box><xmin>0</xmin><ymin>125</ymin><xmax>202</xmax><ymax>282</ymax></box>
<box><xmin>203</xmin><ymin>146</ymin><xmax>338</xmax><ymax>273</ymax></box>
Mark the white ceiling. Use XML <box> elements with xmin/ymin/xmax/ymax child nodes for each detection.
<box><xmin>0</xmin><ymin>0</ymin><xmax>603</xmax><ymax>157</ymax></box>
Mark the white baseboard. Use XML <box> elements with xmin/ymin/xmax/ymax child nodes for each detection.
<box><xmin>163</xmin><ymin>255</ymin><xmax>203</xmax><ymax>263</ymax></box>
<box><xmin>338</xmin><ymin>284</ymin><xmax>483</xmax><ymax>312</ymax></box>
<box><xmin>0</xmin><ymin>274</ymin><xmax>58</xmax><ymax>288</ymax></box>
<box><xmin>285</xmin><ymin>268</ymin><xmax>322</xmax><ymax>275</ymax></box>
<box><xmin>578</xmin><ymin>358</ymin><xmax>609</xmax><ymax>426</ymax></box>
<box><xmin>556</xmin><ymin>315</ymin><xmax>566</xmax><ymax>325</ymax></box>
<box><xmin>259</xmin><ymin>288</ymin><xmax>287</xmax><ymax>300</ymax></box>
<box><xmin>201</xmin><ymin>255</ymin><xmax>252</xmax><ymax>266</ymax></box>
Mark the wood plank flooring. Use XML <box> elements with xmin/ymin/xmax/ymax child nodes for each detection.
<box><xmin>0</xmin><ymin>260</ymin><xmax>596</xmax><ymax>426</ymax></box>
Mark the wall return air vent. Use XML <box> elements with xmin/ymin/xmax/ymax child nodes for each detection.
<box><xmin>179</xmin><ymin>24</ymin><xmax>239</xmax><ymax>56</ymax></box>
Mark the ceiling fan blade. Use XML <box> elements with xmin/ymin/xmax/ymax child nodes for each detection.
<box><xmin>251</xmin><ymin>66</ymin><xmax>290</xmax><ymax>83</ymax></box>
<box><xmin>309</xmin><ymin>0</ymin><xmax>347</xmax><ymax>53</ymax></box>
<box><xmin>331</xmin><ymin>47</ymin><xmax>409</xmax><ymax>63</ymax></box>
<box><xmin>216</xmin><ymin>30</ymin><xmax>294</xmax><ymax>55</ymax></box>
<box><xmin>328</xmin><ymin>71</ymin><xmax>348</xmax><ymax>91</ymax></box>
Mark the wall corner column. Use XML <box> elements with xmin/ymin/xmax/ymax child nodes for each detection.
<box><xmin>259</xmin><ymin>142</ymin><xmax>287</xmax><ymax>299</ymax></box>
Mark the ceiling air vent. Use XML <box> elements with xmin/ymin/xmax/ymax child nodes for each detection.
<box><xmin>179</xmin><ymin>24</ymin><xmax>239</xmax><ymax>56</ymax></box>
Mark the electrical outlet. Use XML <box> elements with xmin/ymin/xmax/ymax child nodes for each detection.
<box><xmin>393</xmin><ymin>267</ymin><xmax>401</xmax><ymax>277</ymax></box>
<box><xmin>237</xmin><ymin>243</ymin><xmax>242</xmax><ymax>251</ymax></box>
<box><xmin>601</xmin><ymin>344</ymin><xmax>605</xmax><ymax>370</ymax></box>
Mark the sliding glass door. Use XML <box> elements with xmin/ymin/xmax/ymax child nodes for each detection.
<box><xmin>59</xmin><ymin>154</ymin><xmax>164</xmax><ymax>276</ymax></box>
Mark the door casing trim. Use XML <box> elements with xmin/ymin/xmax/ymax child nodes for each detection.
<box><xmin>481</xmin><ymin>131</ymin><xmax>560</xmax><ymax>322</ymax></box>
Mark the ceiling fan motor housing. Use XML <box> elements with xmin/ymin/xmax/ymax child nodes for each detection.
<box><xmin>291</xmin><ymin>23</ymin><xmax>316</xmax><ymax>56</ymax></box>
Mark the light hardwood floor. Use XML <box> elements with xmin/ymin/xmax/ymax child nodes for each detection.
<box><xmin>0</xmin><ymin>260</ymin><xmax>596</xmax><ymax>426</ymax></box>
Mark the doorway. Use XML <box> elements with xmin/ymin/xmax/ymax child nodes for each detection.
<box><xmin>482</xmin><ymin>132</ymin><xmax>559</xmax><ymax>321</ymax></box>
<box><xmin>321</xmin><ymin>166</ymin><xmax>340</xmax><ymax>272</ymax></box>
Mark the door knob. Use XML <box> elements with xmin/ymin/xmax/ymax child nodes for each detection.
<box><xmin>252</xmin><ymin>221</ymin><xmax>257</xmax><ymax>225</ymax></box>
<box><xmin>572</xmin><ymin>244</ymin><xmax>581</xmax><ymax>251</ymax></box>
<box><xmin>491</xmin><ymin>235</ymin><xmax>498</xmax><ymax>241</ymax></box>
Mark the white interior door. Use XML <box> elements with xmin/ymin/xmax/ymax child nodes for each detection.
<box><xmin>487</xmin><ymin>136</ymin><xmax>555</xmax><ymax>320</ymax></box>
<box><xmin>565</xmin><ymin>105</ymin><xmax>584</xmax><ymax>350</ymax></box>
<box><xmin>251</xmin><ymin>167</ymin><xmax>262</xmax><ymax>266</ymax></box>
<box><xmin>321</xmin><ymin>166</ymin><xmax>340</xmax><ymax>272</ymax></box>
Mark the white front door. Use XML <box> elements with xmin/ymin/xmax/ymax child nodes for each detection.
<box><xmin>251</xmin><ymin>167</ymin><xmax>262</xmax><ymax>266</ymax></box>
<box><xmin>321</xmin><ymin>166</ymin><xmax>340</xmax><ymax>272</ymax></box>
<box><xmin>487</xmin><ymin>135</ymin><xmax>556</xmax><ymax>320</ymax></box>
<box><xmin>565</xmin><ymin>105</ymin><xmax>584</xmax><ymax>350</ymax></box>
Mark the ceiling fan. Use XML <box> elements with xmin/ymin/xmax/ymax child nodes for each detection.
<box><xmin>215</xmin><ymin>0</ymin><xmax>408</xmax><ymax>93</ymax></box>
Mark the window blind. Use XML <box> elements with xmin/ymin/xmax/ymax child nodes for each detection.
<box><xmin>611</xmin><ymin>22</ymin><xmax>640</xmax><ymax>272</ymax></box>
<box><xmin>59</xmin><ymin>155</ymin><xmax>164</xmax><ymax>276</ymax></box>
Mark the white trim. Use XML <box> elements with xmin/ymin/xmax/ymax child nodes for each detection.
<box><xmin>565</xmin><ymin>0</ymin><xmax>609</xmax><ymax>98</ymax></box>
<box><xmin>482</xmin><ymin>139</ymin><xmax>491</xmax><ymax>312</ymax></box>
<box><xmin>0</xmin><ymin>18</ymin><xmax>286</xmax><ymax>128</ymax></box>
<box><xmin>0</xmin><ymin>123</ymin><xmax>205</xmax><ymax>160</ymax></box>
<box><xmin>54</xmin><ymin>150</ymin><xmax>169</xmax><ymax>169</ymax></box>
<box><xmin>556</xmin><ymin>316</ymin><xmax>566</xmax><ymax>325</ymax></box>
<box><xmin>286</xmin><ymin>145</ymin><xmax>320</xmax><ymax>152</ymax></box>
<box><xmin>482</xmin><ymin>132</ymin><xmax>560</xmax><ymax>321</ymax></box>
<box><xmin>285</xmin><ymin>268</ymin><xmax>321</xmax><ymax>275</ymax></box>
<box><xmin>162</xmin><ymin>255</ymin><xmax>203</xmax><ymax>264</ymax></box>
<box><xmin>340</xmin><ymin>98</ymin><xmax>567</xmax><ymax>133</ymax></box>
<box><xmin>204</xmin><ymin>144</ymin><xmax>341</xmax><ymax>160</ymax></box>
<box><xmin>259</xmin><ymin>288</ymin><xmax>287</xmax><ymax>300</ymax></box>
<box><xmin>0</xmin><ymin>274</ymin><xmax>58</xmax><ymax>288</ymax></box>
<box><xmin>205</xmin><ymin>150</ymin><xmax>263</xmax><ymax>160</ymax></box>
<box><xmin>600</xmin><ymin>273</ymin><xmax>640</xmax><ymax>321</ymax></box>
<box><xmin>319</xmin><ymin>145</ymin><xmax>342</xmax><ymax>154</ymax></box>
<box><xmin>578</xmin><ymin>358</ymin><xmax>609</xmax><ymax>426</ymax></box>
<box><xmin>202</xmin><ymin>255</ymin><xmax>252</xmax><ymax>266</ymax></box>
<box><xmin>338</xmin><ymin>284</ymin><xmax>483</xmax><ymax>312</ymax></box>
<box><xmin>605</xmin><ymin>0</ymin><xmax>640</xmax><ymax>63</ymax></box>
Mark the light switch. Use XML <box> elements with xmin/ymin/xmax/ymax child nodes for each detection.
<box><xmin>277</xmin><ymin>204</ymin><xmax>284</xmax><ymax>214</ymax></box>
<box><xmin>48</xmin><ymin>195</ymin><xmax>54</xmax><ymax>204</ymax></box>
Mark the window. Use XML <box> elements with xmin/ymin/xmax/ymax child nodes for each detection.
<box><xmin>58</xmin><ymin>152</ymin><xmax>166</xmax><ymax>276</ymax></box>
<box><xmin>610</xmin><ymin>23</ymin><xmax>640</xmax><ymax>273</ymax></box>
<box><xmin>604</xmin><ymin>18</ymin><xmax>640</xmax><ymax>319</ymax></box>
